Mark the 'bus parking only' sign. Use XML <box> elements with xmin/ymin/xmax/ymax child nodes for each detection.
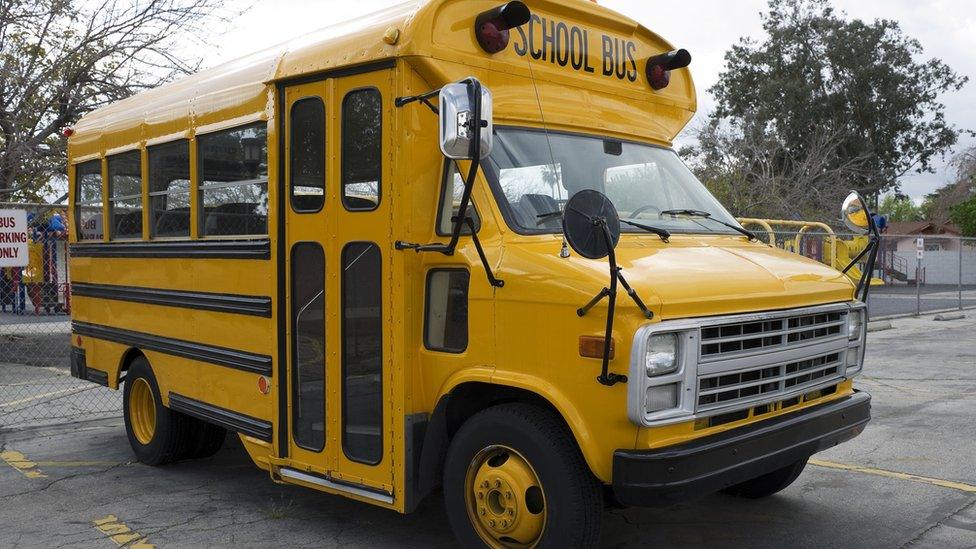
<box><xmin>0</xmin><ymin>210</ymin><xmax>29</xmax><ymax>267</ymax></box>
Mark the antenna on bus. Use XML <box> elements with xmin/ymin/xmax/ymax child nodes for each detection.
<box><xmin>525</xmin><ymin>59</ymin><xmax>570</xmax><ymax>258</ymax></box>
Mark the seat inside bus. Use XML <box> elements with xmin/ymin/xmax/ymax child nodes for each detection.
<box><xmin>203</xmin><ymin>203</ymin><xmax>267</xmax><ymax>236</ymax></box>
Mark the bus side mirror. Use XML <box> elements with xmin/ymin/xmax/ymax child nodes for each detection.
<box><xmin>841</xmin><ymin>191</ymin><xmax>871</xmax><ymax>235</ymax></box>
<box><xmin>439</xmin><ymin>78</ymin><xmax>493</xmax><ymax>160</ymax></box>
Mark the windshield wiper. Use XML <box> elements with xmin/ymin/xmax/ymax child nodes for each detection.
<box><xmin>539</xmin><ymin>210</ymin><xmax>670</xmax><ymax>242</ymax></box>
<box><xmin>660</xmin><ymin>209</ymin><xmax>757</xmax><ymax>241</ymax></box>
<box><xmin>619</xmin><ymin>219</ymin><xmax>670</xmax><ymax>242</ymax></box>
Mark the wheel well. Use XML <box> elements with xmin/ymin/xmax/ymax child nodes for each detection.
<box><xmin>117</xmin><ymin>348</ymin><xmax>145</xmax><ymax>385</ymax></box>
<box><xmin>408</xmin><ymin>381</ymin><xmax>577</xmax><ymax>512</ymax></box>
<box><xmin>443</xmin><ymin>382</ymin><xmax>567</xmax><ymax>439</ymax></box>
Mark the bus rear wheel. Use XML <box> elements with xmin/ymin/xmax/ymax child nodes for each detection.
<box><xmin>443</xmin><ymin>403</ymin><xmax>602</xmax><ymax>548</ymax></box>
<box><xmin>123</xmin><ymin>357</ymin><xmax>192</xmax><ymax>465</ymax></box>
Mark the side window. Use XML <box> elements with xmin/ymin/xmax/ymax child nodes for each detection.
<box><xmin>148</xmin><ymin>141</ymin><xmax>191</xmax><ymax>238</ymax></box>
<box><xmin>424</xmin><ymin>269</ymin><xmax>470</xmax><ymax>353</ymax></box>
<box><xmin>290</xmin><ymin>98</ymin><xmax>325</xmax><ymax>212</ymax></box>
<box><xmin>292</xmin><ymin>242</ymin><xmax>325</xmax><ymax>451</ymax></box>
<box><xmin>74</xmin><ymin>160</ymin><xmax>103</xmax><ymax>241</ymax></box>
<box><xmin>341</xmin><ymin>88</ymin><xmax>381</xmax><ymax>211</ymax></box>
<box><xmin>437</xmin><ymin>162</ymin><xmax>480</xmax><ymax>236</ymax></box>
<box><xmin>108</xmin><ymin>151</ymin><xmax>143</xmax><ymax>240</ymax></box>
<box><xmin>341</xmin><ymin>242</ymin><xmax>383</xmax><ymax>464</ymax></box>
<box><xmin>198</xmin><ymin>123</ymin><xmax>268</xmax><ymax>237</ymax></box>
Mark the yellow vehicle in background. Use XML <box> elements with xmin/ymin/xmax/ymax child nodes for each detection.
<box><xmin>66</xmin><ymin>1</ymin><xmax>876</xmax><ymax>546</ymax></box>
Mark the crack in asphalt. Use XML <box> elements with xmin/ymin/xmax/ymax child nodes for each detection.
<box><xmin>901</xmin><ymin>496</ymin><xmax>976</xmax><ymax>547</ymax></box>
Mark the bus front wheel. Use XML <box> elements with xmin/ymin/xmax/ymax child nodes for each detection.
<box><xmin>122</xmin><ymin>357</ymin><xmax>193</xmax><ymax>465</ymax></box>
<box><xmin>443</xmin><ymin>403</ymin><xmax>602</xmax><ymax>548</ymax></box>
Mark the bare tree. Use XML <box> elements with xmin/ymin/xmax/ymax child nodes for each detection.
<box><xmin>684</xmin><ymin>118</ymin><xmax>872</xmax><ymax>222</ymax></box>
<box><xmin>0</xmin><ymin>0</ymin><xmax>233</xmax><ymax>201</ymax></box>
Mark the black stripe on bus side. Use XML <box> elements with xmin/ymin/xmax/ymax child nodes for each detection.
<box><xmin>69</xmin><ymin>239</ymin><xmax>271</xmax><ymax>259</ymax></box>
<box><xmin>72</xmin><ymin>321</ymin><xmax>273</xmax><ymax>377</ymax></box>
<box><xmin>72</xmin><ymin>283</ymin><xmax>273</xmax><ymax>318</ymax></box>
<box><xmin>275</xmin><ymin>80</ymin><xmax>289</xmax><ymax>459</ymax></box>
<box><xmin>168</xmin><ymin>392</ymin><xmax>273</xmax><ymax>442</ymax></box>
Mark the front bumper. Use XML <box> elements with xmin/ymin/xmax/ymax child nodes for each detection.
<box><xmin>612</xmin><ymin>390</ymin><xmax>871</xmax><ymax>507</ymax></box>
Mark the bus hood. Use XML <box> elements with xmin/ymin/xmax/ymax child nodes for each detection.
<box><xmin>501</xmin><ymin>235</ymin><xmax>856</xmax><ymax>319</ymax></box>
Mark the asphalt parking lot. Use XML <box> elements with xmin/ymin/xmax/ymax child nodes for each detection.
<box><xmin>2</xmin><ymin>315</ymin><xmax>976</xmax><ymax>548</ymax></box>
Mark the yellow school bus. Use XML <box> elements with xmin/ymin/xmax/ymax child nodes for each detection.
<box><xmin>67</xmin><ymin>1</ymin><xmax>876</xmax><ymax>546</ymax></box>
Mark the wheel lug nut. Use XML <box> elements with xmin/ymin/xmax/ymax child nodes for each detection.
<box><xmin>489</xmin><ymin>520</ymin><xmax>496</xmax><ymax>527</ymax></box>
<box><xmin>477</xmin><ymin>492</ymin><xmax>483</xmax><ymax>499</ymax></box>
<box><xmin>508</xmin><ymin>509</ymin><xmax>514</xmax><ymax>516</ymax></box>
<box><xmin>480</xmin><ymin>508</ymin><xmax>486</xmax><ymax>516</ymax></box>
<box><xmin>494</xmin><ymin>480</ymin><xmax>501</xmax><ymax>488</ymax></box>
<box><xmin>505</xmin><ymin>491</ymin><xmax>512</xmax><ymax>499</ymax></box>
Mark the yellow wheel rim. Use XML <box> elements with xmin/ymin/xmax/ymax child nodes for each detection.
<box><xmin>465</xmin><ymin>445</ymin><xmax>547</xmax><ymax>548</ymax></box>
<box><xmin>129</xmin><ymin>378</ymin><xmax>157</xmax><ymax>445</ymax></box>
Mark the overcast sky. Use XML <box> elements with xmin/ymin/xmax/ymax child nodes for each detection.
<box><xmin>206</xmin><ymin>0</ymin><xmax>975</xmax><ymax>201</ymax></box>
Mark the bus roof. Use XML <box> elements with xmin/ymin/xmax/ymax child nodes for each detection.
<box><xmin>69</xmin><ymin>0</ymin><xmax>696</xmax><ymax>158</ymax></box>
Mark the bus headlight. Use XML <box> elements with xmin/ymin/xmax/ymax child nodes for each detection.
<box><xmin>847</xmin><ymin>307</ymin><xmax>864</xmax><ymax>340</ymax></box>
<box><xmin>629</xmin><ymin>324</ymin><xmax>696</xmax><ymax>426</ymax></box>
<box><xmin>645</xmin><ymin>384</ymin><xmax>678</xmax><ymax>413</ymax></box>
<box><xmin>645</xmin><ymin>333</ymin><xmax>678</xmax><ymax>376</ymax></box>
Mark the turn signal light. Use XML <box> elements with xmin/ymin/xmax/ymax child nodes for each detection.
<box><xmin>645</xmin><ymin>49</ymin><xmax>691</xmax><ymax>90</ymax></box>
<box><xmin>579</xmin><ymin>335</ymin><xmax>614</xmax><ymax>360</ymax></box>
<box><xmin>475</xmin><ymin>1</ymin><xmax>531</xmax><ymax>54</ymax></box>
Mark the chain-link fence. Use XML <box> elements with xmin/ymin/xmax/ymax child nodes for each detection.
<box><xmin>745</xmin><ymin>225</ymin><xmax>976</xmax><ymax>318</ymax></box>
<box><xmin>1</xmin><ymin>203</ymin><xmax>120</xmax><ymax>430</ymax></box>
<box><xmin>3</xmin><ymin>201</ymin><xmax>975</xmax><ymax>430</ymax></box>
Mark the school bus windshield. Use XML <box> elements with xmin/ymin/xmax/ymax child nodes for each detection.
<box><xmin>485</xmin><ymin>127</ymin><xmax>741</xmax><ymax>235</ymax></box>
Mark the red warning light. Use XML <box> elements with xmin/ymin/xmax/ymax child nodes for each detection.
<box><xmin>645</xmin><ymin>49</ymin><xmax>692</xmax><ymax>91</ymax></box>
<box><xmin>475</xmin><ymin>2</ymin><xmax>531</xmax><ymax>54</ymax></box>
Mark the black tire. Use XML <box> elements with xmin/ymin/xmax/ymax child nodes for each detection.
<box><xmin>443</xmin><ymin>403</ymin><xmax>602</xmax><ymax>549</ymax></box>
<box><xmin>720</xmin><ymin>457</ymin><xmax>809</xmax><ymax>499</ymax></box>
<box><xmin>122</xmin><ymin>357</ymin><xmax>193</xmax><ymax>465</ymax></box>
<box><xmin>183</xmin><ymin>421</ymin><xmax>227</xmax><ymax>460</ymax></box>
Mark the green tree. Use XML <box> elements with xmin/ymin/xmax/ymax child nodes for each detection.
<box><xmin>0</xmin><ymin>0</ymin><xmax>231</xmax><ymax>201</ymax></box>
<box><xmin>878</xmin><ymin>193</ymin><xmax>922</xmax><ymax>222</ymax></box>
<box><xmin>920</xmin><ymin>147</ymin><xmax>975</xmax><ymax>223</ymax></box>
<box><xmin>951</xmin><ymin>197</ymin><xmax>976</xmax><ymax>237</ymax></box>
<box><xmin>687</xmin><ymin>0</ymin><xmax>968</xmax><ymax>220</ymax></box>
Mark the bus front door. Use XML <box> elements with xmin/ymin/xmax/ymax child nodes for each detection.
<box><xmin>282</xmin><ymin>68</ymin><xmax>396</xmax><ymax>505</ymax></box>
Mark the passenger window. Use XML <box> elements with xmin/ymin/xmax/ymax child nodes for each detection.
<box><xmin>290</xmin><ymin>98</ymin><xmax>326</xmax><ymax>212</ymax></box>
<box><xmin>75</xmin><ymin>160</ymin><xmax>103</xmax><ymax>241</ymax></box>
<box><xmin>341</xmin><ymin>242</ymin><xmax>383</xmax><ymax>464</ymax></box>
<box><xmin>425</xmin><ymin>270</ymin><xmax>470</xmax><ymax>353</ymax></box>
<box><xmin>198</xmin><ymin>123</ymin><xmax>268</xmax><ymax>237</ymax></box>
<box><xmin>148</xmin><ymin>141</ymin><xmax>191</xmax><ymax>238</ymax></box>
<box><xmin>292</xmin><ymin>242</ymin><xmax>325</xmax><ymax>451</ymax></box>
<box><xmin>437</xmin><ymin>162</ymin><xmax>479</xmax><ymax>236</ymax></box>
<box><xmin>108</xmin><ymin>151</ymin><xmax>143</xmax><ymax>240</ymax></box>
<box><xmin>341</xmin><ymin>89</ymin><xmax>381</xmax><ymax>211</ymax></box>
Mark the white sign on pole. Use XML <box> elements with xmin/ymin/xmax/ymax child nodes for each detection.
<box><xmin>0</xmin><ymin>209</ymin><xmax>29</xmax><ymax>267</ymax></box>
<box><xmin>916</xmin><ymin>236</ymin><xmax>924</xmax><ymax>260</ymax></box>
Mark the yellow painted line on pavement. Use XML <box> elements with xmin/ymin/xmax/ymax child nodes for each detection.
<box><xmin>32</xmin><ymin>460</ymin><xmax>121</xmax><ymax>467</ymax></box>
<box><xmin>92</xmin><ymin>515</ymin><xmax>155</xmax><ymax>548</ymax></box>
<box><xmin>0</xmin><ymin>450</ymin><xmax>47</xmax><ymax>479</ymax></box>
<box><xmin>810</xmin><ymin>458</ymin><xmax>976</xmax><ymax>493</ymax></box>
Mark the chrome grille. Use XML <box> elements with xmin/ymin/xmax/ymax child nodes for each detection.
<box><xmin>697</xmin><ymin>351</ymin><xmax>844</xmax><ymax>412</ymax></box>
<box><xmin>700</xmin><ymin>310</ymin><xmax>846</xmax><ymax>360</ymax></box>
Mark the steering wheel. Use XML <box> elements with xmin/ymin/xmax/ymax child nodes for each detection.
<box><xmin>628</xmin><ymin>204</ymin><xmax>662</xmax><ymax>218</ymax></box>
